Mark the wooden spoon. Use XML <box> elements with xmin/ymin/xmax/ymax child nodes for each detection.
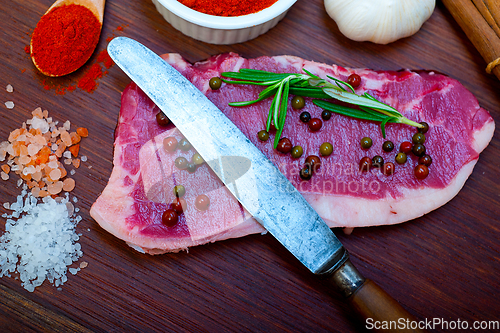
<box><xmin>30</xmin><ymin>0</ymin><xmax>106</xmax><ymax>77</ymax></box>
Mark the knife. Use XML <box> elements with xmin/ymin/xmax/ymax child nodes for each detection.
<box><xmin>108</xmin><ymin>37</ymin><xmax>425</xmax><ymax>333</ymax></box>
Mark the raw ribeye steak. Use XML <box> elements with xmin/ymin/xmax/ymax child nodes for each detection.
<box><xmin>90</xmin><ymin>53</ymin><xmax>495</xmax><ymax>254</ymax></box>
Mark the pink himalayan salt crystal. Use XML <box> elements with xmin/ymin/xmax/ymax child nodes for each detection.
<box><xmin>33</xmin><ymin>135</ymin><xmax>46</xmax><ymax>146</ymax></box>
<box><xmin>18</xmin><ymin>155</ymin><xmax>31</xmax><ymax>165</ymax></box>
<box><xmin>32</xmin><ymin>171</ymin><xmax>42</xmax><ymax>182</ymax></box>
<box><xmin>27</xmin><ymin>143</ymin><xmax>42</xmax><ymax>156</ymax></box>
<box><xmin>32</xmin><ymin>107</ymin><xmax>43</xmax><ymax>118</ymax></box>
<box><xmin>62</xmin><ymin>178</ymin><xmax>75</xmax><ymax>192</ymax></box>
<box><xmin>60</xmin><ymin>131</ymin><xmax>72</xmax><ymax>146</ymax></box>
<box><xmin>49</xmin><ymin>168</ymin><xmax>62</xmax><ymax>181</ymax></box>
<box><xmin>63</xmin><ymin>120</ymin><xmax>71</xmax><ymax>131</ymax></box>
<box><xmin>48</xmin><ymin>181</ymin><xmax>63</xmax><ymax>195</ymax></box>
<box><xmin>31</xmin><ymin>186</ymin><xmax>40</xmax><ymax>197</ymax></box>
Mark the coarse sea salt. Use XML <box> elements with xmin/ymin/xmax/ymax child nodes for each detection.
<box><xmin>0</xmin><ymin>191</ymin><xmax>83</xmax><ymax>292</ymax></box>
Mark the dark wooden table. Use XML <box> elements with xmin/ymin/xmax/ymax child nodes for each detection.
<box><xmin>1</xmin><ymin>1</ymin><xmax>499</xmax><ymax>332</ymax></box>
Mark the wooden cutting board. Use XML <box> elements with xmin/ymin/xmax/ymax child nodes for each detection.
<box><xmin>0</xmin><ymin>1</ymin><xmax>499</xmax><ymax>332</ymax></box>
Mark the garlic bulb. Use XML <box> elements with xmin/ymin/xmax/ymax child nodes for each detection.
<box><xmin>324</xmin><ymin>0</ymin><xmax>435</xmax><ymax>44</ymax></box>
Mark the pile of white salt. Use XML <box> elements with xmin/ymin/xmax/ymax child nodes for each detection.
<box><xmin>0</xmin><ymin>189</ymin><xmax>83</xmax><ymax>292</ymax></box>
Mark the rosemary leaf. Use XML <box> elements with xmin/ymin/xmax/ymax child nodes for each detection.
<box><xmin>302</xmin><ymin>68</ymin><xmax>320</xmax><ymax>79</ymax></box>
<box><xmin>322</xmin><ymin>87</ymin><xmax>398</xmax><ymax>115</ymax></box>
<box><xmin>221</xmin><ymin>78</ymin><xmax>279</xmax><ymax>86</ymax></box>
<box><xmin>266</xmin><ymin>97</ymin><xmax>275</xmax><ymax>132</ymax></box>
<box><xmin>228</xmin><ymin>92</ymin><xmax>270</xmax><ymax>107</ymax></box>
<box><xmin>275</xmin><ymin>79</ymin><xmax>290</xmax><ymax>148</ymax></box>
<box><xmin>313</xmin><ymin>100</ymin><xmax>389</xmax><ymax>122</ymax></box>
<box><xmin>227</xmin><ymin>83</ymin><xmax>278</xmax><ymax>107</ymax></box>
<box><xmin>222</xmin><ymin>70</ymin><xmax>292</xmax><ymax>82</ymax></box>
<box><xmin>260</xmin><ymin>83</ymin><xmax>281</xmax><ymax>99</ymax></box>
<box><xmin>221</xmin><ymin>68</ymin><xmax>423</xmax><ymax>141</ymax></box>
<box><xmin>380</xmin><ymin>116</ymin><xmax>398</xmax><ymax>138</ymax></box>
<box><xmin>272</xmin><ymin>84</ymin><xmax>283</xmax><ymax>130</ymax></box>
<box><xmin>359</xmin><ymin>106</ymin><xmax>389</xmax><ymax>119</ymax></box>
<box><xmin>289</xmin><ymin>86</ymin><xmax>331</xmax><ymax>99</ymax></box>
<box><xmin>326</xmin><ymin>75</ymin><xmax>355</xmax><ymax>93</ymax></box>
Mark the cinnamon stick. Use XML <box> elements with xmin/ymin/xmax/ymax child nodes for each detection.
<box><xmin>442</xmin><ymin>0</ymin><xmax>500</xmax><ymax>80</ymax></box>
<box><xmin>484</xmin><ymin>0</ymin><xmax>500</xmax><ymax>33</ymax></box>
<box><xmin>472</xmin><ymin>0</ymin><xmax>500</xmax><ymax>37</ymax></box>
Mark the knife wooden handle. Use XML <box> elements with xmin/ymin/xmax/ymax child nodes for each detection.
<box><xmin>327</xmin><ymin>259</ymin><xmax>426</xmax><ymax>333</ymax></box>
<box><xmin>348</xmin><ymin>279</ymin><xmax>425</xmax><ymax>333</ymax></box>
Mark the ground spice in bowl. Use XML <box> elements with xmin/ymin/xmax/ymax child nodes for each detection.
<box><xmin>177</xmin><ymin>0</ymin><xmax>278</xmax><ymax>16</ymax></box>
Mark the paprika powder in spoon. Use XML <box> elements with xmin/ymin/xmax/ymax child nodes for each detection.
<box><xmin>30</xmin><ymin>0</ymin><xmax>106</xmax><ymax>77</ymax></box>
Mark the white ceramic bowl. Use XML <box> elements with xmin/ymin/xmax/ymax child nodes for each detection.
<box><xmin>152</xmin><ymin>0</ymin><xmax>297</xmax><ymax>44</ymax></box>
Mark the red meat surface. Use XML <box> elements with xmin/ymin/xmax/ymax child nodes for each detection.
<box><xmin>90</xmin><ymin>53</ymin><xmax>495</xmax><ymax>254</ymax></box>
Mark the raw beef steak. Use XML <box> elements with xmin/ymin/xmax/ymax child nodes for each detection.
<box><xmin>90</xmin><ymin>53</ymin><xmax>495</xmax><ymax>254</ymax></box>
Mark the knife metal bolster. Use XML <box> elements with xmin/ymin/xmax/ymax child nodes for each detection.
<box><xmin>327</xmin><ymin>258</ymin><xmax>366</xmax><ymax>298</ymax></box>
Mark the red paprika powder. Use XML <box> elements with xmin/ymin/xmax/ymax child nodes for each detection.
<box><xmin>78</xmin><ymin>63</ymin><xmax>104</xmax><ymax>93</ymax></box>
<box><xmin>30</xmin><ymin>4</ymin><xmax>101</xmax><ymax>77</ymax></box>
<box><xmin>178</xmin><ymin>0</ymin><xmax>278</xmax><ymax>17</ymax></box>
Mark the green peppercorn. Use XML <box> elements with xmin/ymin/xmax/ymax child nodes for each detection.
<box><xmin>319</xmin><ymin>142</ymin><xmax>333</xmax><ymax>156</ymax></box>
<box><xmin>173</xmin><ymin>185</ymin><xmax>186</xmax><ymax>198</ymax></box>
<box><xmin>412</xmin><ymin>143</ymin><xmax>426</xmax><ymax>157</ymax></box>
<box><xmin>257</xmin><ymin>130</ymin><xmax>269</xmax><ymax>141</ymax></box>
<box><xmin>209</xmin><ymin>77</ymin><xmax>222</xmax><ymax>90</ymax></box>
<box><xmin>412</xmin><ymin>133</ymin><xmax>426</xmax><ymax>145</ymax></box>
<box><xmin>178</xmin><ymin>138</ymin><xmax>192</xmax><ymax>151</ymax></box>
<box><xmin>418</xmin><ymin>122</ymin><xmax>429</xmax><ymax>134</ymax></box>
<box><xmin>192</xmin><ymin>153</ymin><xmax>204</xmax><ymax>165</ymax></box>
<box><xmin>186</xmin><ymin>163</ymin><xmax>197</xmax><ymax>174</ymax></box>
<box><xmin>382</xmin><ymin>140</ymin><xmax>394</xmax><ymax>152</ymax></box>
<box><xmin>291</xmin><ymin>146</ymin><xmax>303</xmax><ymax>159</ymax></box>
<box><xmin>395</xmin><ymin>152</ymin><xmax>407</xmax><ymax>164</ymax></box>
<box><xmin>360</xmin><ymin>137</ymin><xmax>373</xmax><ymax>149</ymax></box>
<box><xmin>291</xmin><ymin>96</ymin><xmax>305</xmax><ymax>109</ymax></box>
<box><xmin>174</xmin><ymin>157</ymin><xmax>188</xmax><ymax>170</ymax></box>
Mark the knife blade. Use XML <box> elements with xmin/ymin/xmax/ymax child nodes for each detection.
<box><xmin>108</xmin><ymin>37</ymin><xmax>425</xmax><ymax>332</ymax></box>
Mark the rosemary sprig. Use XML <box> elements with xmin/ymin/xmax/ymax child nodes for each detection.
<box><xmin>221</xmin><ymin>69</ymin><xmax>422</xmax><ymax>147</ymax></box>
